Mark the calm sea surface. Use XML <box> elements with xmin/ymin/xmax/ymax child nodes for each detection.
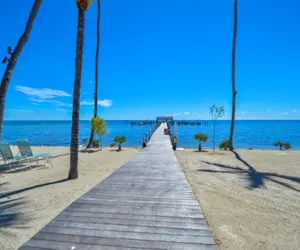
<box><xmin>2</xmin><ymin>120</ymin><xmax>300</xmax><ymax>150</ymax></box>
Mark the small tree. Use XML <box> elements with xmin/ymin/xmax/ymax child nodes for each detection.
<box><xmin>284</xmin><ymin>142</ymin><xmax>291</xmax><ymax>150</ymax></box>
<box><xmin>209</xmin><ymin>104</ymin><xmax>224</xmax><ymax>152</ymax></box>
<box><xmin>219</xmin><ymin>139</ymin><xmax>230</xmax><ymax>150</ymax></box>
<box><xmin>273</xmin><ymin>141</ymin><xmax>283</xmax><ymax>150</ymax></box>
<box><xmin>193</xmin><ymin>133</ymin><xmax>208</xmax><ymax>151</ymax></box>
<box><xmin>209</xmin><ymin>105</ymin><xmax>225</xmax><ymax>152</ymax></box>
<box><xmin>114</xmin><ymin>136</ymin><xmax>126</xmax><ymax>151</ymax></box>
<box><xmin>274</xmin><ymin>141</ymin><xmax>291</xmax><ymax>150</ymax></box>
<box><xmin>82</xmin><ymin>138</ymin><xmax>88</xmax><ymax>147</ymax></box>
<box><xmin>90</xmin><ymin>117</ymin><xmax>107</xmax><ymax>149</ymax></box>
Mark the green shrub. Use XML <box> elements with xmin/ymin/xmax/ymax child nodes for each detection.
<box><xmin>209</xmin><ymin>105</ymin><xmax>225</xmax><ymax>152</ymax></box>
<box><xmin>88</xmin><ymin>117</ymin><xmax>107</xmax><ymax>149</ymax></box>
<box><xmin>219</xmin><ymin>139</ymin><xmax>230</xmax><ymax>150</ymax></box>
<box><xmin>82</xmin><ymin>138</ymin><xmax>88</xmax><ymax>146</ymax></box>
<box><xmin>193</xmin><ymin>133</ymin><xmax>208</xmax><ymax>151</ymax></box>
<box><xmin>284</xmin><ymin>142</ymin><xmax>291</xmax><ymax>150</ymax></box>
<box><xmin>273</xmin><ymin>141</ymin><xmax>292</xmax><ymax>150</ymax></box>
<box><xmin>114</xmin><ymin>136</ymin><xmax>126</xmax><ymax>151</ymax></box>
<box><xmin>110</xmin><ymin>142</ymin><xmax>116</xmax><ymax>147</ymax></box>
<box><xmin>92</xmin><ymin>139</ymin><xmax>100</xmax><ymax>148</ymax></box>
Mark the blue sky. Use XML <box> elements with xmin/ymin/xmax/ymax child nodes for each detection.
<box><xmin>1</xmin><ymin>0</ymin><xmax>299</xmax><ymax>120</ymax></box>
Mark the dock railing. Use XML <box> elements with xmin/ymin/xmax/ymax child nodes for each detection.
<box><xmin>142</xmin><ymin>122</ymin><xmax>161</xmax><ymax>148</ymax></box>
<box><xmin>166</xmin><ymin>122</ymin><xmax>178</xmax><ymax>150</ymax></box>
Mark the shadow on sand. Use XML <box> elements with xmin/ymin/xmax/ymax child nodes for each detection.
<box><xmin>0</xmin><ymin>179</ymin><xmax>69</xmax><ymax>227</ymax></box>
<box><xmin>0</xmin><ymin>182</ymin><xmax>26</xmax><ymax>228</ymax></box>
<box><xmin>80</xmin><ymin>149</ymin><xmax>102</xmax><ymax>153</ymax></box>
<box><xmin>0</xmin><ymin>179</ymin><xmax>68</xmax><ymax>199</ymax></box>
<box><xmin>198</xmin><ymin>151</ymin><xmax>300</xmax><ymax>192</ymax></box>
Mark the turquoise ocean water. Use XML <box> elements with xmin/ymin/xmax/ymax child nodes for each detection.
<box><xmin>2</xmin><ymin>120</ymin><xmax>300</xmax><ymax>149</ymax></box>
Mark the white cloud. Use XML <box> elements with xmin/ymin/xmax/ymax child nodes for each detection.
<box><xmin>28</xmin><ymin>97</ymin><xmax>44</xmax><ymax>103</ymax></box>
<box><xmin>241</xmin><ymin>112</ymin><xmax>245</xmax><ymax>115</ymax></box>
<box><xmin>184</xmin><ymin>112</ymin><xmax>190</xmax><ymax>115</ymax></box>
<box><xmin>284</xmin><ymin>112</ymin><xmax>288</xmax><ymax>115</ymax></box>
<box><xmin>98</xmin><ymin>99</ymin><xmax>113</xmax><ymax>107</ymax></box>
<box><xmin>9</xmin><ymin>109</ymin><xmax>33</xmax><ymax>113</ymax></box>
<box><xmin>16</xmin><ymin>85</ymin><xmax>71</xmax><ymax>99</ymax></box>
<box><xmin>56</xmin><ymin>108</ymin><xmax>71</xmax><ymax>113</ymax></box>
<box><xmin>28</xmin><ymin>97</ymin><xmax>72</xmax><ymax>107</ymax></box>
<box><xmin>81</xmin><ymin>99</ymin><xmax>113</xmax><ymax>107</ymax></box>
<box><xmin>266</xmin><ymin>109</ymin><xmax>271</xmax><ymax>112</ymax></box>
<box><xmin>173</xmin><ymin>112</ymin><xmax>181</xmax><ymax>117</ymax></box>
<box><xmin>56</xmin><ymin>101</ymin><xmax>72</xmax><ymax>107</ymax></box>
<box><xmin>292</xmin><ymin>109</ymin><xmax>297</xmax><ymax>113</ymax></box>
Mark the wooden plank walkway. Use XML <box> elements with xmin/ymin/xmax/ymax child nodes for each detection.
<box><xmin>20</xmin><ymin>123</ymin><xmax>216</xmax><ymax>250</ymax></box>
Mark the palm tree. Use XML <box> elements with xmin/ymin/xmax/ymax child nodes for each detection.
<box><xmin>229</xmin><ymin>0</ymin><xmax>238</xmax><ymax>151</ymax></box>
<box><xmin>114</xmin><ymin>136</ymin><xmax>126</xmax><ymax>151</ymax></box>
<box><xmin>193</xmin><ymin>133</ymin><xmax>208</xmax><ymax>151</ymax></box>
<box><xmin>0</xmin><ymin>0</ymin><xmax>42</xmax><ymax>140</ymax></box>
<box><xmin>68</xmin><ymin>0</ymin><xmax>92</xmax><ymax>180</ymax></box>
<box><xmin>87</xmin><ymin>0</ymin><xmax>101</xmax><ymax>148</ymax></box>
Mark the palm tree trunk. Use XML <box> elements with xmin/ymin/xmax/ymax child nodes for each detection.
<box><xmin>198</xmin><ymin>143</ymin><xmax>202</xmax><ymax>151</ymax></box>
<box><xmin>87</xmin><ymin>0</ymin><xmax>101</xmax><ymax>148</ymax></box>
<box><xmin>0</xmin><ymin>0</ymin><xmax>42</xmax><ymax>140</ymax></box>
<box><xmin>212</xmin><ymin>122</ymin><xmax>216</xmax><ymax>152</ymax></box>
<box><xmin>68</xmin><ymin>8</ymin><xmax>85</xmax><ymax>180</ymax></box>
<box><xmin>229</xmin><ymin>0</ymin><xmax>238</xmax><ymax>151</ymax></box>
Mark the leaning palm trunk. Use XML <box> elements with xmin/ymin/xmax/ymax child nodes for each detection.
<box><xmin>229</xmin><ymin>0</ymin><xmax>238</xmax><ymax>151</ymax></box>
<box><xmin>0</xmin><ymin>0</ymin><xmax>42</xmax><ymax>140</ymax></box>
<box><xmin>87</xmin><ymin>0</ymin><xmax>101</xmax><ymax>148</ymax></box>
<box><xmin>68</xmin><ymin>8</ymin><xmax>85</xmax><ymax>180</ymax></box>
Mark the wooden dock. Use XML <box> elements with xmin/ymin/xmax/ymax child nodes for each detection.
<box><xmin>20</xmin><ymin>123</ymin><xmax>216</xmax><ymax>250</ymax></box>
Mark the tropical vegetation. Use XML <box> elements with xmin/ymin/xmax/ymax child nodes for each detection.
<box><xmin>193</xmin><ymin>133</ymin><xmax>208</xmax><ymax>151</ymax></box>
<box><xmin>0</xmin><ymin>0</ymin><xmax>42</xmax><ymax>140</ymax></box>
<box><xmin>209</xmin><ymin>105</ymin><xmax>225</xmax><ymax>152</ymax></box>
<box><xmin>111</xmin><ymin>136</ymin><xmax>126</xmax><ymax>151</ymax></box>
<box><xmin>273</xmin><ymin>141</ymin><xmax>291</xmax><ymax>150</ymax></box>
<box><xmin>90</xmin><ymin>117</ymin><xmax>107</xmax><ymax>149</ymax></box>
<box><xmin>229</xmin><ymin>0</ymin><xmax>238</xmax><ymax>151</ymax></box>
<box><xmin>87</xmin><ymin>0</ymin><xmax>101</xmax><ymax>148</ymax></box>
<box><xmin>219</xmin><ymin>139</ymin><xmax>231</xmax><ymax>150</ymax></box>
<box><xmin>68</xmin><ymin>0</ymin><xmax>93</xmax><ymax>180</ymax></box>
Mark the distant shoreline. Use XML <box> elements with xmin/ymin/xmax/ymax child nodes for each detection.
<box><xmin>3</xmin><ymin>120</ymin><xmax>300</xmax><ymax>149</ymax></box>
<box><xmin>4</xmin><ymin>119</ymin><xmax>300</xmax><ymax>121</ymax></box>
<box><xmin>23</xmin><ymin>145</ymin><xmax>300</xmax><ymax>151</ymax></box>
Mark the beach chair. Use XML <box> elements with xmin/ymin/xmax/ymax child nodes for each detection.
<box><xmin>16</xmin><ymin>140</ymin><xmax>52</xmax><ymax>167</ymax></box>
<box><xmin>0</xmin><ymin>143</ymin><xmax>22</xmax><ymax>170</ymax></box>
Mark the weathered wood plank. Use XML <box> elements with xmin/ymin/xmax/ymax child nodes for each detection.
<box><xmin>19</xmin><ymin>123</ymin><xmax>216</xmax><ymax>250</ymax></box>
<box><xmin>41</xmin><ymin>226</ymin><xmax>215</xmax><ymax>244</ymax></box>
<box><xmin>29</xmin><ymin>233</ymin><xmax>216</xmax><ymax>250</ymax></box>
<box><xmin>48</xmin><ymin>220</ymin><xmax>212</xmax><ymax>236</ymax></box>
<box><xmin>54</xmin><ymin>215</ymin><xmax>209</xmax><ymax>230</ymax></box>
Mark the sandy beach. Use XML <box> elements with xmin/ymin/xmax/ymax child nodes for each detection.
<box><xmin>176</xmin><ymin>149</ymin><xmax>300</xmax><ymax>250</ymax></box>
<box><xmin>0</xmin><ymin>146</ymin><xmax>140</xmax><ymax>250</ymax></box>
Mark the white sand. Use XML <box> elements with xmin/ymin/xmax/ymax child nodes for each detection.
<box><xmin>0</xmin><ymin>146</ymin><xmax>140</xmax><ymax>250</ymax></box>
<box><xmin>176</xmin><ymin>149</ymin><xmax>300</xmax><ymax>250</ymax></box>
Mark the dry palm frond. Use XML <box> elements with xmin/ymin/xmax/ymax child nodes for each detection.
<box><xmin>76</xmin><ymin>0</ymin><xmax>93</xmax><ymax>11</ymax></box>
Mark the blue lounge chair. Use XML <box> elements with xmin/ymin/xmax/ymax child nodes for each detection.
<box><xmin>16</xmin><ymin>140</ymin><xmax>52</xmax><ymax>167</ymax></box>
<box><xmin>0</xmin><ymin>143</ymin><xmax>22</xmax><ymax>170</ymax></box>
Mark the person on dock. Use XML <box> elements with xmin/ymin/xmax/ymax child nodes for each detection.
<box><xmin>142</xmin><ymin>137</ymin><xmax>147</xmax><ymax>148</ymax></box>
<box><xmin>172</xmin><ymin>136</ymin><xmax>178</xmax><ymax>150</ymax></box>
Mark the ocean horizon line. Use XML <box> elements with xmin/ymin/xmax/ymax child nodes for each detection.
<box><xmin>3</xmin><ymin>119</ymin><xmax>300</xmax><ymax>122</ymax></box>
